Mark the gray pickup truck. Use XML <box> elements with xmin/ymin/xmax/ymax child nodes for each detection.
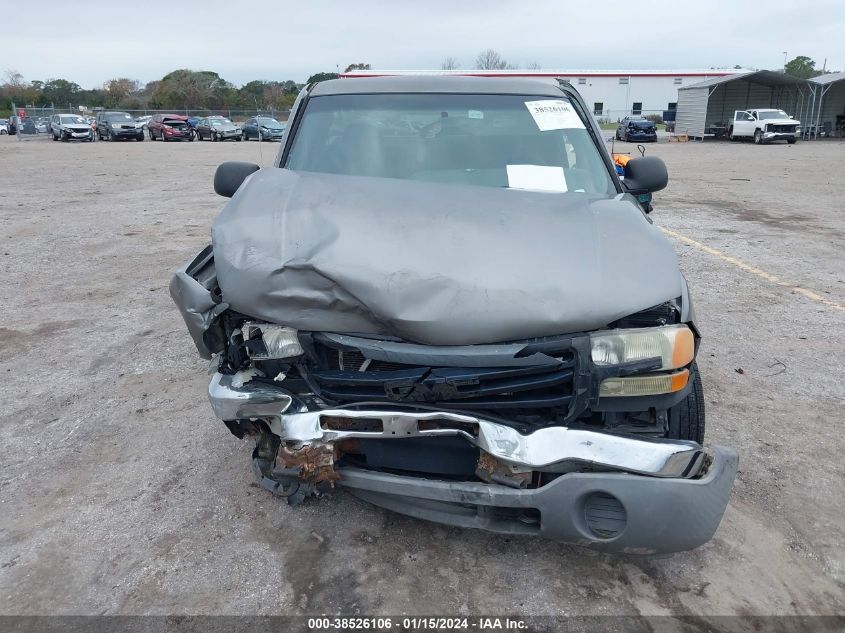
<box><xmin>171</xmin><ymin>76</ymin><xmax>737</xmax><ymax>555</ymax></box>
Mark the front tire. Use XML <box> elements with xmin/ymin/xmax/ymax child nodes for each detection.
<box><xmin>754</xmin><ymin>129</ymin><xmax>763</xmax><ymax>144</ymax></box>
<box><xmin>787</xmin><ymin>138</ymin><xmax>797</xmax><ymax>144</ymax></box>
<box><xmin>666</xmin><ymin>362</ymin><xmax>705</xmax><ymax>444</ymax></box>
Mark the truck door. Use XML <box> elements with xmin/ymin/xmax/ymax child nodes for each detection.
<box><xmin>733</xmin><ymin>111</ymin><xmax>755</xmax><ymax>137</ymax></box>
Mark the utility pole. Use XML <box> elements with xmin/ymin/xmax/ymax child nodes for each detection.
<box><xmin>783</xmin><ymin>51</ymin><xmax>787</xmax><ymax>72</ymax></box>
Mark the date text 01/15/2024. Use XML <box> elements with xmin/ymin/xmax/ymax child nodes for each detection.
<box><xmin>307</xmin><ymin>617</ymin><xmax>528</xmax><ymax>630</ymax></box>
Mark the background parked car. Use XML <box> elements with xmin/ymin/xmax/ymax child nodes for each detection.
<box><xmin>20</xmin><ymin>119</ymin><xmax>37</xmax><ymax>135</ymax></box>
<box><xmin>35</xmin><ymin>117</ymin><xmax>50</xmax><ymax>134</ymax></box>
<box><xmin>135</xmin><ymin>115</ymin><xmax>152</xmax><ymax>129</ymax></box>
<box><xmin>50</xmin><ymin>113</ymin><xmax>94</xmax><ymax>142</ymax></box>
<box><xmin>0</xmin><ymin>119</ymin><xmax>7</xmax><ymax>135</ymax></box>
<box><xmin>616</xmin><ymin>116</ymin><xmax>658</xmax><ymax>142</ymax></box>
<box><xmin>148</xmin><ymin>114</ymin><xmax>193</xmax><ymax>141</ymax></box>
<box><xmin>241</xmin><ymin>116</ymin><xmax>286</xmax><ymax>141</ymax></box>
<box><xmin>195</xmin><ymin>116</ymin><xmax>241</xmax><ymax>141</ymax></box>
<box><xmin>97</xmin><ymin>111</ymin><xmax>144</xmax><ymax>141</ymax></box>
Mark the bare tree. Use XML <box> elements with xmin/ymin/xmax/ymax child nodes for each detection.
<box><xmin>441</xmin><ymin>57</ymin><xmax>460</xmax><ymax>70</ymax></box>
<box><xmin>475</xmin><ymin>49</ymin><xmax>510</xmax><ymax>70</ymax></box>
<box><xmin>526</xmin><ymin>61</ymin><xmax>542</xmax><ymax>70</ymax></box>
<box><xmin>3</xmin><ymin>69</ymin><xmax>26</xmax><ymax>88</ymax></box>
<box><xmin>104</xmin><ymin>78</ymin><xmax>140</xmax><ymax>98</ymax></box>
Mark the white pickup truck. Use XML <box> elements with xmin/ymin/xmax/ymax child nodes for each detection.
<box><xmin>728</xmin><ymin>109</ymin><xmax>801</xmax><ymax>144</ymax></box>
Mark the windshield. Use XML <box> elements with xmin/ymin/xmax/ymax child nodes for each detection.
<box><xmin>60</xmin><ymin>115</ymin><xmax>86</xmax><ymax>124</ymax></box>
<box><xmin>257</xmin><ymin>117</ymin><xmax>282</xmax><ymax>126</ymax></box>
<box><xmin>211</xmin><ymin>118</ymin><xmax>233</xmax><ymax>126</ymax></box>
<box><xmin>106</xmin><ymin>113</ymin><xmax>133</xmax><ymax>122</ymax></box>
<box><xmin>758</xmin><ymin>110</ymin><xmax>790</xmax><ymax>120</ymax></box>
<box><xmin>286</xmin><ymin>93</ymin><xmax>614</xmax><ymax>194</ymax></box>
<box><xmin>165</xmin><ymin>121</ymin><xmax>188</xmax><ymax>128</ymax></box>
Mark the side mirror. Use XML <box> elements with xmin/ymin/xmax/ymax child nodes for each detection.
<box><xmin>623</xmin><ymin>156</ymin><xmax>668</xmax><ymax>193</ymax></box>
<box><xmin>214</xmin><ymin>161</ymin><xmax>260</xmax><ymax>197</ymax></box>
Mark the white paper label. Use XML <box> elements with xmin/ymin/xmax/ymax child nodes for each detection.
<box><xmin>506</xmin><ymin>165</ymin><xmax>568</xmax><ymax>192</ymax></box>
<box><xmin>468</xmin><ymin>110</ymin><xmax>484</xmax><ymax>119</ymax></box>
<box><xmin>524</xmin><ymin>99</ymin><xmax>584</xmax><ymax>131</ymax></box>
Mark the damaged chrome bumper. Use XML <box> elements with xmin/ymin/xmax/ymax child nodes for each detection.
<box><xmin>209</xmin><ymin>372</ymin><xmax>737</xmax><ymax>553</ymax></box>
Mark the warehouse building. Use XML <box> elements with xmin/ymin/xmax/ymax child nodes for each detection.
<box><xmin>341</xmin><ymin>68</ymin><xmax>746</xmax><ymax>121</ymax></box>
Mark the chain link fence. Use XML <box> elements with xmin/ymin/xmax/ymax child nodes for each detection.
<box><xmin>11</xmin><ymin>104</ymin><xmax>61</xmax><ymax>141</ymax></box>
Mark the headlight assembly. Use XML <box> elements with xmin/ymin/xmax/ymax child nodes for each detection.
<box><xmin>592</xmin><ymin>325</ymin><xmax>695</xmax><ymax>398</ymax></box>
<box><xmin>590</xmin><ymin>324</ymin><xmax>694</xmax><ymax>370</ymax></box>
<box><xmin>243</xmin><ymin>323</ymin><xmax>304</xmax><ymax>359</ymax></box>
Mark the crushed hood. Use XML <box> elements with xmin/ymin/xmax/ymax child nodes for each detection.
<box><xmin>212</xmin><ymin>169</ymin><xmax>682</xmax><ymax>345</ymax></box>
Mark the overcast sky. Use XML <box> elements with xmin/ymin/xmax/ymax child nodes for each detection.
<box><xmin>5</xmin><ymin>0</ymin><xmax>842</xmax><ymax>88</ymax></box>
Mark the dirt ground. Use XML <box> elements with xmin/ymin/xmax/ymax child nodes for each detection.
<box><xmin>1</xmin><ymin>134</ymin><xmax>843</xmax><ymax>619</ymax></box>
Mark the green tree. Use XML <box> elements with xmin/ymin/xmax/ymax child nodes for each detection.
<box><xmin>343</xmin><ymin>63</ymin><xmax>371</xmax><ymax>73</ymax></box>
<box><xmin>784</xmin><ymin>55</ymin><xmax>822</xmax><ymax>79</ymax></box>
<box><xmin>153</xmin><ymin>69</ymin><xmax>233</xmax><ymax>109</ymax></box>
<box><xmin>38</xmin><ymin>79</ymin><xmax>81</xmax><ymax>107</ymax></box>
<box><xmin>306</xmin><ymin>72</ymin><xmax>339</xmax><ymax>84</ymax></box>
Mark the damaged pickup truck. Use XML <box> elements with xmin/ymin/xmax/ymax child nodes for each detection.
<box><xmin>171</xmin><ymin>76</ymin><xmax>737</xmax><ymax>554</ymax></box>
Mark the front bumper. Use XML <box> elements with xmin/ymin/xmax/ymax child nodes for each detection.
<box><xmin>111</xmin><ymin>128</ymin><xmax>143</xmax><ymax>138</ymax></box>
<box><xmin>338</xmin><ymin>447</ymin><xmax>736</xmax><ymax>554</ymax></box>
<box><xmin>216</xmin><ymin>130</ymin><xmax>241</xmax><ymax>139</ymax></box>
<box><xmin>63</xmin><ymin>129</ymin><xmax>93</xmax><ymax>140</ymax></box>
<box><xmin>626</xmin><ymin>132</ymin><xmax>658</xmax><ymax>142</ymax></box>
<box><xmin>209</xmin><ymin>372</ymin><xmax>737</xmax><ymax>553</ymax></box>
<box><xmin>763</xmin><ymin>131</ymin><xmax>798</xmax><ymax>140</ymax></box>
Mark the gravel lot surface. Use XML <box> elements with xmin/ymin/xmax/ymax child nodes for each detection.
<box><xmin>1</xmin><ymin>134</ymin><xmax>843</xmax><ymax>618</ymax></box>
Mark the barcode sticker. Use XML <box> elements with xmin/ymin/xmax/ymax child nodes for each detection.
<box><xmin>524</xmin><ymin>99</ymin><xmax>584</xmax><ymax>131</ymax></box>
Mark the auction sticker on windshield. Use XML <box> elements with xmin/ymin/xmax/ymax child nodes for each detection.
<box><xmin>524</xmin><ymin>99</ymin><xmax>584</xmax><ymax>131</ymax></box>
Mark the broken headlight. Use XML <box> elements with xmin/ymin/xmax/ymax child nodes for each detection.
<box><xmin>243</xmin><ymin>323</ymin><xmax>304</xmax><ymax>359</ymax></box>
<box><xmin>590</xmin><ymin>324</ymin><xmax>694</xmax><ymax>370</ymax></box>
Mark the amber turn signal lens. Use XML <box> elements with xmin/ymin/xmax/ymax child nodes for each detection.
<box><xmin>599</xmin><ymin>369</ymin><xmax>690</xmax><ymax>397</ymax></box>
<box><xmin>671</xmin><ymin>327</ymin><xmax>695</xmax><ymax>370</ymax></box>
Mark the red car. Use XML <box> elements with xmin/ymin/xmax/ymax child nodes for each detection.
<box><xmin>148</xmin><ymin>114</ymin><xmax>194</xmax><ymax>142</ymax></box>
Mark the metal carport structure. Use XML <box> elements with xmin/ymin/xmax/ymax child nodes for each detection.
<box><xmin>675</xmin><ymin>71</ymin><xmax>809</xmax><ymax>140</ymax></box>
<box><xmin>803</xmin><ymin>72</ymin><xmax>845</xmax><ymax>139</ymax></box>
